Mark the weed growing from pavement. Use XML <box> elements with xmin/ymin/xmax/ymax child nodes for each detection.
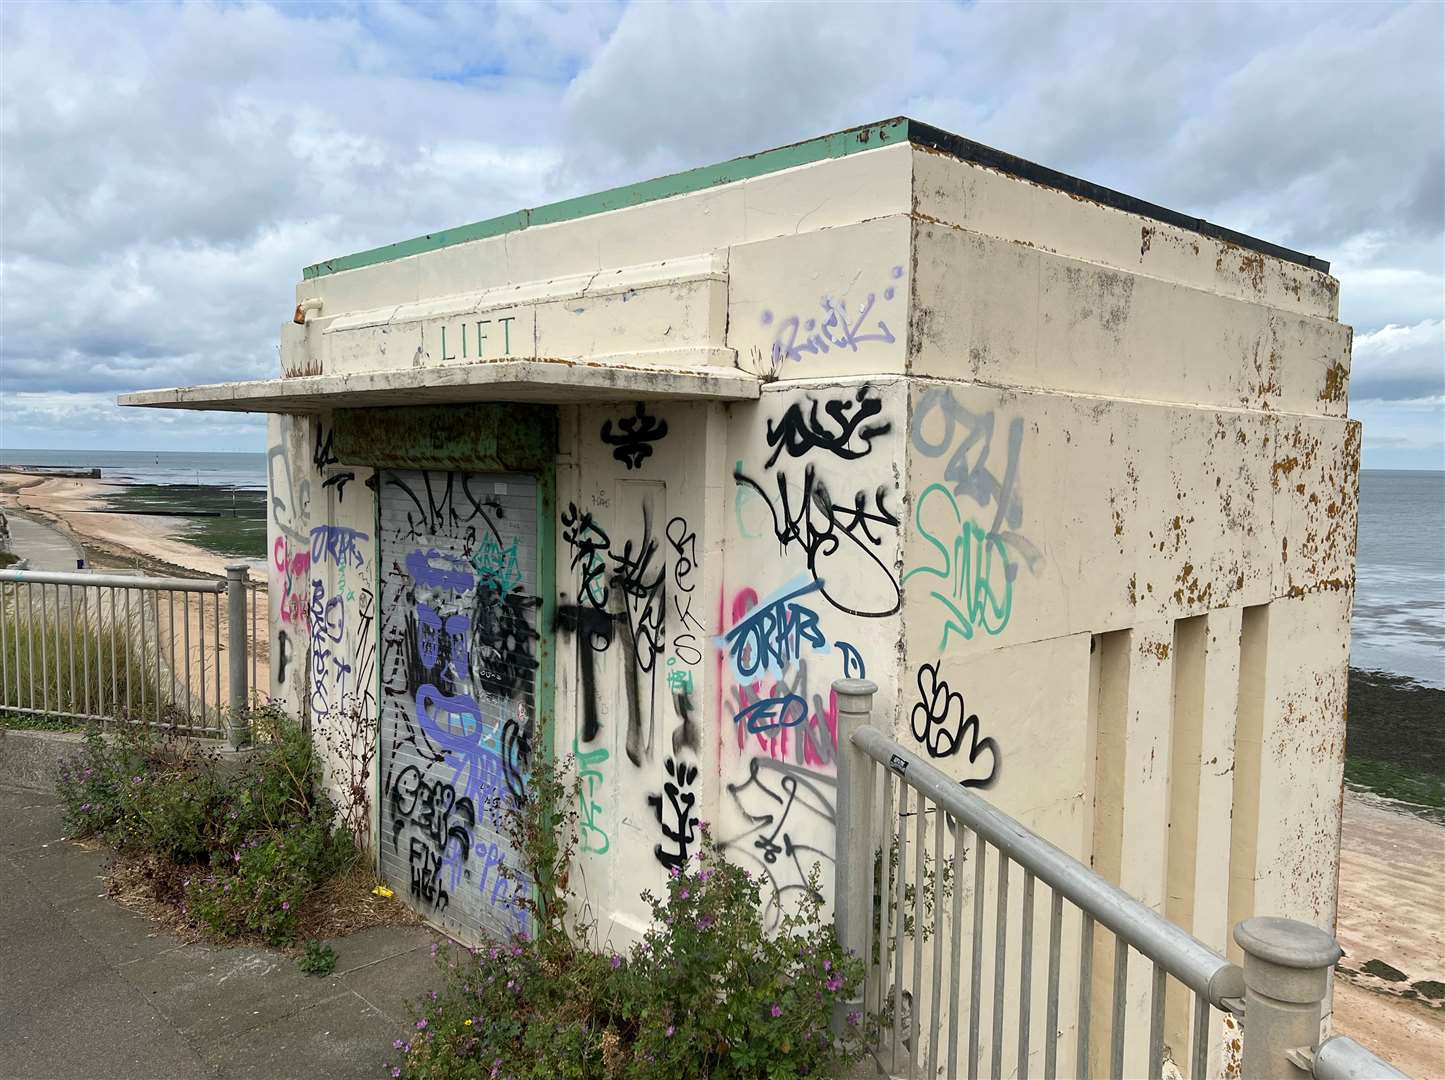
<box><xmin>298</xmin><ymin>939</ymin><xmax>338</xmax><ymax>976</ymax></box>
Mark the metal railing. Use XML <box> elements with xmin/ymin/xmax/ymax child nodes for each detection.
<box><xmin>0</xmin><ymin>565</ymin><xmax>256</xmax><ymax>745</ymax></box>
<box><xmin>830</xmin><ymin>679</ymin><xmax>1407</xmax><ymax>1080</ymax></box>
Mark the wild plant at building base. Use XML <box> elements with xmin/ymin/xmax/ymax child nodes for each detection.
<box><xmin>388</xmin><ymin>754</ymin><xmax>874</xmax><ymax>1080</ymax></box>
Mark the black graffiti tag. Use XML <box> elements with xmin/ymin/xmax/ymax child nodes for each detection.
<box><xmin>734</xmin><ymin>463</ymin><xmax>901</xmax><ymax>618</ymax></box>
<box><xmin>313</xmin><ymin>423</ymin><xmax>354</xmax><ymax>500</ymax></box>
<box><xmin>764</xmin><ymin>384</ymin><xmax>891</xmax><ymax>467</ymax></box>
<box><xmin>600</xmin><ymin>402</ymin><xmax>668</xmax><ymax>470</ymax></box>
<box><xmin>648</xmin><ymin>755</ymin><xmax>699</xmax><ymax>871</ymax></box>
<box><xmin>909</xmin><ymin>662</ymin><xmax>999</xmax><ymax>786</ymax></box>
<box><xmin>561</xmin><ymin>504</ymin><xmax>612</xmax><ymax>639</ymax></box>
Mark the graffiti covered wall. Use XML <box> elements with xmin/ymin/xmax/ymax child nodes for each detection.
<box><xmin>266</xmin><ymin>413</ymin><xmax>379</xmax><ymax>821</ymax></box>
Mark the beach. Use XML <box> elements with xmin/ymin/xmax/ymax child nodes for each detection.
<box><xmin>0</xmin><ymin>470</ymin><xmax>264</xmax><ymax>578</ymax></box>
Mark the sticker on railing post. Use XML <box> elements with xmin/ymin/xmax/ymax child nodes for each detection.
<box><xmin>888</xmin><ymin>753</ymin><xmax>909</xmax><ymax>774</ymax></box>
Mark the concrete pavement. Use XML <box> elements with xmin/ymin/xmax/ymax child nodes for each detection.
<box><xmin>0</xmin><ymin>786</ymin><xmax>442</xmax><ymax>1080</ymax></box>
<box><xmin>1</xmin><ymin>511</ymin><xmax>84</xmax><ymax>572</ymax></box>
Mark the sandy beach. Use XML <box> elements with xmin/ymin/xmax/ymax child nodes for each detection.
<box><xmin>0</xmin><ymin>470</ymin><xmax>263</xmax><ymax>579</ymax></box>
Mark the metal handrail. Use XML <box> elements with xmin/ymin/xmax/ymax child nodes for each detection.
<box><xmin>834</xmin><ymin>684</ymin><xmax>1411</xmax><ymax>1080</ymax></box>
<box><xmin>851</xmin><ymin>724</ymin><xmax>1245</xmax><ymax>1009</ymax></box>
<box><xmin>0</xmin><ymin>568</ymin><xmax>226</xmax><ymax>592</ymax></box>
<box><xmin>1312</xmin><ymin>1035</ymin><xmax>1410</xmax><ymax>1079</ymax></box>
<box><xmin>0</xmin><ymin>564</ymin><xmax>253</xmax><ymax>745</ymax></box>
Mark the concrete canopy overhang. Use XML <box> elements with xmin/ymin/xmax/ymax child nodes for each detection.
<box><xmin>117</xmin><ymin>357</ymin><xmax>761</xmax><ymax>414</ymax></box>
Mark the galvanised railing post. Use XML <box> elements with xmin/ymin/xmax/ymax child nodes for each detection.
<box><xmin>225</xmin><ymin>564</ymin><xmax>250</xmax><ymax>747</ymax></box>
<box><xmin>831</xmin><ymin>677</ymin><xmax>878</xmax><ymax>1036</ymax></box>
<box><xmin>1233</xmin><ymin>916</ymin><xmax>1342</xmax><ymax>1080</ymax></box>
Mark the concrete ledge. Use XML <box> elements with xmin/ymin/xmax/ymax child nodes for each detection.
<box><xmin>0</xmin><ymin>727</ymin><xmax>87</xmax><ymax>792</ymax></box>
<box><xmin>0</xmin><ymin>726</ymin><xmax>264</xmax><ymax>793</ymax></box>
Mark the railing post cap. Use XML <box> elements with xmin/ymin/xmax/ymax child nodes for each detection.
<box><xmin>225</xmin><ymin>563</ymin><xmax>250</xmax><ymax>577</ymax></box>
<box><xmin>832</xmin><ymin>678</ymin><xmax>879</xmax><ymax>697</ymax></box>
<box><xmin>1233</xmin><ymin>916</ymin><xmax>1343</xmax><ymax>970</ymax></box>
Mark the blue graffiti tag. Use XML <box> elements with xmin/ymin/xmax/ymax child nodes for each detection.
<box><xmin>718</xmin><ymin>578</ymin><xmax>829</xmax><ymax>681</ymax></box>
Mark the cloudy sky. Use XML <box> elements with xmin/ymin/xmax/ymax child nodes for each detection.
<box><xmin>1</xmin><ymin>1</ymin><xmax>1441</xmax><ymax>468</ymax></box>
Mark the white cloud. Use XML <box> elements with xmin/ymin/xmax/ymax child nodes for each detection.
<box><xmin>1350</xmin><ymin>319</ymin><xmax>1445</xmax><ymax>403</ymax></box>
<box><xmin>0</xmin><ymin>0</ymin><xmax>1441</xmax><ymax>465</ymax></box>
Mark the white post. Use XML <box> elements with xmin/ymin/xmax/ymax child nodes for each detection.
<box><xmin>1233</xmin><ymin>916</ymin><xmax>1342</xmax><ymax>1079</ymax></box>
<box><xmin>832</xmin><ymin>677</ymin><xmax>879</xmax><ymax>1035</ymax></box>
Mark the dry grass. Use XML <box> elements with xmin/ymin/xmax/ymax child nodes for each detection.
<box><xmin>103</xmin><ymin>849</ymin><xmax>421</xmax><ymax>951</ymax></box>
<box><xmin>295</xmin><ymin>862</ymin><xmax>423</xmax><ymax>941</ymax></box>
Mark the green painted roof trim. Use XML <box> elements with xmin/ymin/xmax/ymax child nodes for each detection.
<box><xmin>302</xmin><ymin>118</ymin><xmax>910</xmax><ymax>280</ymax></box>
<box><xmin>302</xmin><ymin>115</ymin><xmax>1329</xmax><ymax>280</ymax></box>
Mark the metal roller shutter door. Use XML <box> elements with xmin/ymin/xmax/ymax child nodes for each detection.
<box><xmin>377</xmin><ymin>468</ymin><xmax>539</xmax><ymax>944</ymax></box>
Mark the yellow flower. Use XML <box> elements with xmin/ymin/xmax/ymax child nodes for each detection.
<box><xmin>372</xmin><ymin>885</ymin><xmax>395</xmax><ymax>898</ymax></box>
<box><xmin>464</xmin><ymin>1019</ymin><xmax>473</xmax><ymax>1026</ymax></box>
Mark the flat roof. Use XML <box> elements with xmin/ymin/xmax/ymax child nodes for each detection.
<box><xmin>117</xmin><ymin>359</ymin><xmax>762</xmax><ymax>413</ymax></box>
<box><xmin>303</xmin><ymin>116</ymin><xmax>1329</xmax><ymax>281</ymax></box>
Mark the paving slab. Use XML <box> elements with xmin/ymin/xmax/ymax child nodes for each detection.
<box><xmin>200</xmin><ymin>990</ymin><xmax>398</xmax><ymax>1080</ymax></box>
<box><xmin>0</xmin><ymin>968</ymin><xmax>213</xmax><ymax>1080</ymax></box>
<box><xmin>120</xmin><ymin>942</ymin><xmax>350</xmax><ymax>1041</ymax></box>
<box><xmin>0</xmin><ymin>855</ymin><xmax>110</xmax><ymax>1017</ymax></box>
<box><xmin>336</xmin><ymin>940</ymin><xmax>441</xmax><ymax>1026</ymax></box>
<box><xmin>327</xmin><ymin>923</ymin><xmax>440</xmax><ymax>976</ymax></box>
<box><xmin>60</xmin><ymin>890</ymin><xmax>191</xmax><ymax>967</ymax></box>
<box><xmin>0</xmin><ymin>788</ymin><xmax>69</xmax><ymax>851</ymax></box>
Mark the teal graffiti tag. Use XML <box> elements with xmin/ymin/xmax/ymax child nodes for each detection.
<box><xmin>903</xmin><ymin>483</ymin><xmax>1013</xmax><ymax>652</ymax></box>
<box><xmin>471</xmin><ymin>533</ymin><xmax>523</xmax><ymax>595</ymax></box>
<box><xmin>574</xmin><ymin>736</ymin><xmax>611</xmax><ymax>856</ymax></box>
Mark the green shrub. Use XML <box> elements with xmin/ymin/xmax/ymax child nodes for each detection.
<box><xmin>185</xmin><ymin>821</ymin><xmax>350</xmax><ymax>944</ymax></box>
<box><xmin>388</xmin><ymin>756</ymin><xmax>871</xmax><ymax>1080</ymax></box>
<box><xmin>55</xmin><ymin>710</ymin><xmax>355</xmax><ymax>945</ymax></box>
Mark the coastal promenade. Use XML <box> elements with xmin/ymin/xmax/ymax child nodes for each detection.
<box><xmin>0</xmin><ymin>784</ymin><xmax>440</xmax><ymax>1080</ymax></box>
<box><xmin>1</xmin><ymin>509</ymin><xmax>83</xmax><ymax>572</ymax></box>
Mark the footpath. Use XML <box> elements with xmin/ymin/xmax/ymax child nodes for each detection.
<box><xmin>0</xmin><ymin>785</ymin><xmax>440</xmax><ymax>1080</ymax></box>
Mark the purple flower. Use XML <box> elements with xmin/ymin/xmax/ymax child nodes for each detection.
<box><xmin>391</xmin><ymin>1070</ymin><xmax>401</xmax><ymax>1079</ymax></box>
<box><xmin>392</xmin><ymin>1040</ymin><xmax>405</xmax><ymax>1050</ymax></box>
<box><xmin>281</xmin><ymin>901</ymin><xmax>290</xmax><ymax>911</ymax></box>
<box><xmin>430</xmin><ymin>943</ymin><xmax>438</xmax><ymax>958</ymax></box>
<box><xmin>770</xmin><ymin>1004</ymin><xmax>783</xmax><ymax>1018</ymax></box>
<box><xmin>666</xmin><ymin>1025</ymin><xmax>675</xmax><ymax>1037</ymax></box>
<box><xmin>847</xmin><ymin>1011</ymin><xmax>861</xmax><ymax>1027</ymax></box>
<box><xmin>679</xmin><ymin>888</ymin><xmax>690</xmax><ymax>900</ymax></box>
<box><xmin>131</xmin><ymin>776</ymin><xmax>142</xmax><ymax>785</ymax></box>
<box><xmin>827</xmin><ymin>976</ymin><xmax>843</xmax><ymax>992</ymax></box>
<box><xmin>80</xmin><ymin>803</ymin><xmax>91</xmax><ymax>812</ymax></box>
<box><xmin>415</xmin><ymin>1019</ymin><xmax>427</xmax><ymax>1031</ymax></box>
<box><xmin>610</xmin><ymin>954</ymin><xmax>622</xmax><ymax>970</ymax></box>
<box><xmin>823</xmin><ymin>960</ymin><xmax>831</xmax><ymax>972</ymax></box>
<box><xmin>669</xmin><ymin>866</ymin><xmax>681</xmax><ymax>878</ymax></box>
<box><xmin>506</xmin><ymin>979</ymin><xmax>515</xmax><ymax>990</ymax></box>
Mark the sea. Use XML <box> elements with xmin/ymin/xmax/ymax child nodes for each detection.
<box><xmin>0</xmin><ymin>448</ymin><xmax>267</xmax><ymax>491</ymax></box>
<box><xmin>3</xmin><ymin>450</ymin><xmax>1441</xmax><ymax>686</ymax></box>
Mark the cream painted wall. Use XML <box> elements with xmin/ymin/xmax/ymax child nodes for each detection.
<box><xmin>263</xmin><ymin>136</ymin><xmax>1359</xmax><ymax>1074</ymax></box>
